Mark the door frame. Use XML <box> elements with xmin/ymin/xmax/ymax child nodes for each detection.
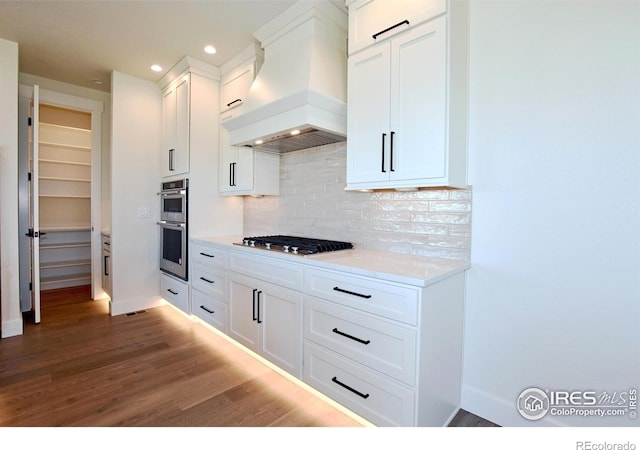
<box><xmin>18</xmin><ymin>84</ymin><xmax>105</xmax><ymax>305</ymax></box>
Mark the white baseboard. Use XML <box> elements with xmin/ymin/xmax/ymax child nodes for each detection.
<box><xmin>1</xmin><ymin>317</ymin><xmax>24</xmax><ymax>338</ymax></box>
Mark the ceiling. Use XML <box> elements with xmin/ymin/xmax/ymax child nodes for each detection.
<box><xmin>0</xmin><ymin>0</ymin><xmax>297</xmax><ymax>93</ymax></box>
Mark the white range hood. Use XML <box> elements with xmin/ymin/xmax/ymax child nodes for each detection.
<box><xmin>222</xmin><ymin>0</ymin><xmax>348</xmax><ymax>153</ymax></box>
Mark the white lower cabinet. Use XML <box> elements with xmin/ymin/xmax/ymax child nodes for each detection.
<box><xmin>189</xmin><ymin>241</ymin><xmax>228</xmax><ymax>333</ymax></box>
<box><xmin>302</xmin><ymin>266</ymin><xmax>466</xmax><ymax>427</ymax></box>
<box><xmin>192</xmin><ymin>289</ymin><xmax>227</xmax><ymax>332</ymax></box>
<box><xmin>304</xmin><ymin>341</ymin><xmax>416</xmax><ymax>427</ymax></box>
<box><xmin>228</xmin><ymin>271</ymin><xmax>303</xmax><ymax>378</ymax></box>
<box><xmin>161</xmin><ymin>272</ymin><xmax>189</xmax><ymax>314</ymax></box>
<box><xmin>188</xmin><ymin>240</ymin><xmax>466</xmax><ymax>427</ymax></box>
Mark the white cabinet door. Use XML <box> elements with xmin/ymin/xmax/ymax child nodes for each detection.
<box><xmin>346</xmin><ymin>16</ymin><xmax>449</xmax><ymax>190</ymax></box>
<box><xmin>347</xmin><ymin>0</ymin><xmax>447</xmax><ymax>55</ymax></box>
<box><xmin>260</xmin><ymin>283</ymin><xmax>303</xmax><ymax>377</ymax></box>
<box><xmin>162</xmin><ymin>75</ymin><xmax>190</xmax><ymax>177</ymax></box>
<box><xmin>220</xmin><ymin>65</ymin><xmax>254</xmax><ymax>113</ymax></box>
<box><xmin>228</xmin><ymin>273</ymin><xmax>260</xmax><ymax>351</ymax></box>
<box><xmin>346</xmin><ymin>43</ymin><xmax>391</xmax><ymax>185</ymax></box>
<box><xmin>218</xmin><ymin>132</ymin><xmax>255</xmax><ymax>194</ymax></box>
<box><xmin>227</xmin><ymin>271</ymin><xmax>303</xmax><ymax>377</ymax></box>
<box><xmin>389</xmin><ymin>17</ymin><xmax>447</xmax><ymax>183</ymax></box>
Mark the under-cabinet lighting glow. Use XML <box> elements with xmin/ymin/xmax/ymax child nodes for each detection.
<box><xmin>204</xmin><ymin>45</ymin><xmax>217</xmax><ymax>55</ymax></box>
<box><xmin>150</xmin><ymin>64</ymin><xmax>163</xmax><ymax>72</ymax></box>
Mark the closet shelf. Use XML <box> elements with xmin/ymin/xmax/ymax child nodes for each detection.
<box><xmin>41</xmin><ymin>273</ymin><xmax>91</xmax><ymax>285</ymax></box>
<box><xmin>38</xmin><ymin>158</ymin><xmax>91</xmax><ymax>167</ymax></box>
<box><xmin>41</xmin><ymin>259</ymin><xmax>91</xmax><ymax>269</ymax></box>
<box><xmin>40</xmin><ymin>194</ymin><xmax>91</xmax><ymax>199</ymax></box>
<box><xmin>39</xmin><ymin>176</ymin><xmax>91</xmax><ymax>183</ymax></box>
<box><xmin>39</xmin><ymin>141</ymin><xmax>91</xmax><ymax>151</ymax></box>
<box><xmin>40</xmin><ymin>242</ymin><xmax>91</xmax><ymax>250</ymax></box>
<box><xmin>40</xmin><ymin>226</ymin><xmax>91</xmax><ymax>232</ymax></box>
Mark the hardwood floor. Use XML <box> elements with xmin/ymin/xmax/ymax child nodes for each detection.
<box><xmin>0</xmin><ymin>286</ymin><xmax>497</xmax><ymax>428</ymax></box>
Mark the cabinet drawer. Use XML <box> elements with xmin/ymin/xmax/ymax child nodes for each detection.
<box><xmin>305</xmin><ymin>297</ymin><xmax>417</xmax><ymax>386</ymax></box>
<box><xmin>348</xmin><ymin>0</ymin><xmax>446</xmax><ymax>55</ymax></box>
<box><xmin>191</xmin><ymin>262</ymin><xmax>226</xmax><ymax>300</ymax></box>
<box><xmin>192</xmin><ymin>289</ymin><xmax>227</xmax><ymax>332</ymax></box>
<box><xmin>228</xmin><ymin>252</ymin><xmax>303</xmax><ymax>291</ymax></box>
<box><xmin>303</xmin><ymin>341</ymin><xmax>415</xmax><ymax>426</ymax></box>
<box><xmin>191</xmin><ymin>242</ymin><xmax>227</xmax><ymax>268</ymax></box>
<box><xmin>304</xmin><ymin>268</ymin><xmax>419</xmax><ymax>325</ymax></box>
<box><xmin>161</xmin><ymin>273</ymin><xmax>189</xmax><ymax>314</ymax></box>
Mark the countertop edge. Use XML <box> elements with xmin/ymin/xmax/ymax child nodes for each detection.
<box><xmin>191</xmin><ymin>235</ymin><xmax>470</xmax><ymax>288</ymax></box>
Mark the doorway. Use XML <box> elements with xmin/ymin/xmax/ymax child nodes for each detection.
<box><xmin>18</xmin><ymin>85</ymin><xmax>105</xmax><ymax>324</ymax></box>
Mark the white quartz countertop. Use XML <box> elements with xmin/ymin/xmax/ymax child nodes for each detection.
<box><xmin>192</xmin><ymin>235</ymin><xmax>470</xmax><ymax>287</ymax></box>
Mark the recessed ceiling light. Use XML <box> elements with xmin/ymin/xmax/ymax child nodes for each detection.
<box><xmin>255</xmin><ymin>139</ymin><xmax>264</xmax><ymax>145</ymax></box>
<box><xmin>92</xmin><ymin>79</ymin><xmax>104</xmax><ymax>85</ymax></box>
<box><xmin>290</xmin><ymin>129</ymin><xmax>300</xmax><ymax>136</ymax></box>
<box><xmin>204</xmin><ymin>45</ymin><xmax>216</xmax><ymax>55</ymax></box>
<box><xmin>150</xmin><ymin>64</ymin><xmax>163</xmax><ymax>72</ymax></box>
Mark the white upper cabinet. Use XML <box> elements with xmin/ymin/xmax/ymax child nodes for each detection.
<box><xmin>346</xmin><ymin>0</ymin><xmax>447</xmax><ymax>55</ymax></box>
<box><xmin>218</xmin><ymin>45</ymin><xmax>280</xmax><ymax>196</ymax></box>
<box><xmin>161</xmin><ymin>74</ymin><xmax>190</xmax><ymax>178</ymax></box>
<box><xmin>345</xmin><ymin>0</ymin><xmax>469</xmax><ymax>190</ymax></box>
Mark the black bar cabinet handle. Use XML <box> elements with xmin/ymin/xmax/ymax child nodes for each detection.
<box><xmin>226</xmin><ymin>98</ymin><xmax>242</xmax><ymax>107</ymax></box>
<box><xmin>332</xmin><ymin>328</ymin><xmax>371</xmax><ymax>345</ymax></box>
<box><xmin>252</xmin><ymin>288</ymin><xmax>258</xmax><ymax>321</ymax></box>
<box><xmin>390</xmin><ymin>131</ymin><xmax>395</xmax><ymax>172</ymax></box>
<box><xmin>372</xmin><ymin>19</ymin><xmax>410</xmax><ymax>40</ymax></box>
<box><xmin>256</xmin><ymin>291</ymin><xmax>262</xmax><ymax>324</ymax></box>
<box><xmin>331</xmin><ymin>377</ymin><xmax>370</xmax><ymax>399</ymax></box>
<box><xmin>381</xmin><ymin>133</ymin><xmax>386</xmax><ymax>173</ymax></box>
<box><xmin>199</xmin><ymin>305</ymin><xmax>215</xmax><ymax>314</ymax></box>
<box><xmin>104</xmin><ymin>255</ymin><xmax>109</xmax><ymax>276</ymax></box>
<box><xmin>169</xmin><ymin>148</ymin><xmax>175</xmax><ymax>171</ymax></box>
<box><xmin>199</xmin><ymin>252</ymin><xmax>215</xmax><ymax>258</ymax></box>
<box><xmin>333</xmin><ymin>286</ymin><xmax>372</xmax><ymax>299</ymax></box>
<box><xmin>199</xmin><ymin>276</ymin><xmax>214</xmax><ymax>284</ymax></box>
<box><xmin>229</xmin><ymin>163</ymin><xmax>233</xmax><ymax>186</ymax></box>
<box><xmin>232</xmin><ymin>162</ymin><xmax>236</xmax><ymax>186</ymax></box>
<box><xmin>167</xmin><ymin>289</ymin><xmax>178</xmax><ymax>295</ymax></box>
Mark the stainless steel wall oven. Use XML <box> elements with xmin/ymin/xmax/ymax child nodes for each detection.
<box><xmin>158</xmin><ymin>178</ymin><xmax>188</xmax><ymax>280</ymax></box>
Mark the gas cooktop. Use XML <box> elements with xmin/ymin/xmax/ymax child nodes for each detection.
<box><xmin>236</xmin><ymin>235</ymin><xmax>353</xmax><ymax>256</ymax></box>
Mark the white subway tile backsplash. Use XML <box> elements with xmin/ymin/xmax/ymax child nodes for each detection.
<box><xmin>243</xmin><ymin>142</ymin><xmax>471</xmax><ymax>261</ymax></box>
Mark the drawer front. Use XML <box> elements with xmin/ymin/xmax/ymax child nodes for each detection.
<box><xmin>305</xmin><ymin>297</ymin><xmax>417</xmax><ymax>386</ymax></box>
<box><xmin>303</xmin><ymin>341</ymin><xmax>415</xmax><ymax>427</ymax></box>
<box><xmin>161</xmin><ymin>273</ymin><xmax>189</xmax><ymax>314</ymax></box>
<box><xmin>304</xmin><ymin>268</ymin><xmax>419</xmax><ymax>325</ymax></box>
<box><xmin>348</xmin><ymin>0</ymin><xmax>447</xmax><ymax>55</ymax></box>
<box><xmin>191</xmin><ymin>262</ymin><xmax>226</xmax><ymax>300</ymax></box>
<box><xmin>228</xmin><ymin>251</ymin><xmax>303</xmax><ymax>291</ymax></box>
<box><xmin>192</xmin><ymin>289</ymin><xmax>227</xmax><ymax>332</ymax></box>
<box><xmin>191</xmin><ymin>242</ymin><xmax>227</xmax><ymax>268</ymax></box>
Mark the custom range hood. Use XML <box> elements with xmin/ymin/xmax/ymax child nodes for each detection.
<box><xmin>222</xmin><ymin>0</ymin><xmax>348</xmax><ymax>153</ymax></box>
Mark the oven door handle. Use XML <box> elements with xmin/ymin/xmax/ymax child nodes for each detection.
<box><xmin>156</xmin><ymin>221</ymin><xmax>185</xmax><ymax>228</ymax></box>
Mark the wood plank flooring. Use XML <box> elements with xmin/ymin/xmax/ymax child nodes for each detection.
<box><xmin>0</xmin><ymin>286</ymin><xmax>497</xmax><ymax>428</ymax></box>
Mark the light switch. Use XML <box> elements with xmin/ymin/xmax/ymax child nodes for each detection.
<box><xmin>138</xmin><ymin>207</ymin><xmax>150</xmax><ymax>218</ymax></box>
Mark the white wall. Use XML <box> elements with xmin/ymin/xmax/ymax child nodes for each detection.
<box><xmin>463</xmin><ymin>1</ymin><xmax>640</xmax><ymax>426</ymax></box>
<box><xmin>110</xmin><ymin>71</ymin><xmax>163</xmax><ymax>315</ymax></box>
<box><xmin>0</xmin><ymin>38</ymin><xmax>22</xmax><ymax>337</ymax></box>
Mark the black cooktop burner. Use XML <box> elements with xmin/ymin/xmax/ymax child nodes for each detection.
<box><xmin>240</xmin><ymin>235</ymin><xmax>353</xmax><ymax>255</ymax></box>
